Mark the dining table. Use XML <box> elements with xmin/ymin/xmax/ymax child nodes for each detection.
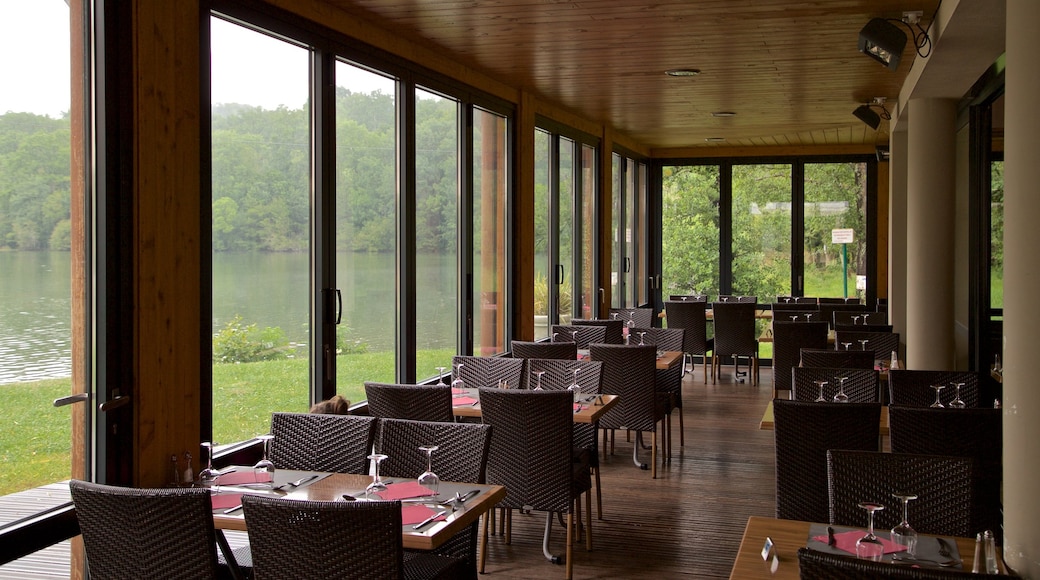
<box><xmin>210</xmin><ymin>468</ymin><xmax>506</xmax><ymax>551</ymax></box>
<box><xmin>729</xmin><ymin>515</ymin><xmax>1004</xmax><ymax>579</ymax></box>
<box><xmin>452</xmin><ymin>388</ymin><xmax>619</xmax><ymax>422</ymax></box>
<box><xmin>759</xmin><ymin>400</ymin><xmax>890</xmax><ymax>435</ymax></box>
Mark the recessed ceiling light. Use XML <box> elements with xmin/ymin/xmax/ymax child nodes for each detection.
<box><xmin>705</xmin><ymin>137</ymin><xmax>726</xmax><ymax>142</ymax></box>
<box><xmin>665</xmin><ymin>68</ymin><xmax>701</xmax><ymax>77</ymax></box>
<box><xmin>712</xmin><ymin>111</ymin><xmax>737</xmax><ymax>117</ymax></box>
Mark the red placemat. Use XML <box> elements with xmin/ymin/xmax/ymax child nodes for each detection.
<box><xmin>812</xmin><ymin>530</ymin><xmax>907</xmax><ymax>556</ymax></box>
<box><xmin>214</xmin><ymin>470</ymin><xmax>272</xmax><ymax>485</ymax></box>
<box><xmin>452</xmin><ymin>396</ymin><xmax>478</xmax><ymax>406</ymax></box>
<box><xmin>451</xmin><ymin>388</ymin><xmax>467</xmax><ymax>395</ymax></box>
<box><xmin>573</xmin><ymin>403</ymin><xmax>587</xmax><ymax>411</ymax></box>
<box><xmin>211</xmin><ymin>493</ymin><xmax>244</xmax><ymax>510</ymax></box>
<box><xmin>401</xmin><ymin>504</ymin><xmax>446</xmax><ymax>526</ymax></box>
<box><xmin>375</xmin><ymin>481</ymin><xmax>437</xmax><ymax>501</ymax></box>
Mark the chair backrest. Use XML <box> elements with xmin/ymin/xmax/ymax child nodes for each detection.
<box><xmin>364</xmin><ymin>382</ymin><xmax>455</xmax><ymax>422</ymax></box>
<box><xmin>663</xmin><ymin>300</ymin><xmax>711</xmax><ymax>355</ymax></box>
<box><xmin>668</xmin><ymin>294</ymin><xmax>707</xmax><ymax>302</ymax></box>
<box><xmin>69</xmin><ymin>480</ymin><xmax>224</xmax><ymax>579</ymax></box>
<box><xmin>589</xmin><ymin>344</ymin><xmax>660</xmax><ymax>432</ymax></box>
<box><xmin>797</xmin><ymin>547</ymin><xmax>980</xmax><ymax>579</ymax></box>
<box><xmin>375</xmin><ymin>418</ymin><xmax>492</xmax><ymax>484</ymax></box>
<box><xmin>478</xmin><ymin>388</ymin><xmax>577</xmax><ymax>512</ymax></box>
<box><xmin>834</xmin><ymin>330</ymin><xmax>900</xmax><ymax>361</ymax></box>
<box><xmin>629</xmin><ymin>327</ymin><xmax>684</xmax><ymax>351</ymax></box>
<box><xmin>451</xmin><ymin>355</ymin><xmax>526</xmax><ymax>389</ymax></box>
<box><xmin>826</xmin><ymin>450</ymin><xmax>974</xmax><ymax>537</ymax></box>
<box><xmin>711</xmin><ymin>301</ymin><xmax>758</xmax><ymax>357</ymax></box>
<box><xmin>269</xmin><ymin>412</ymin><xmax>378</xmax><ymax>474</ymax></box>
<box><xmin>771</xmin><ymin>321</ymin><xmax>829</xmax><ymax>392</ymax></box>
<box><xmin>772</xmin><ymin>400</ymin><xmax>881</xmax><ymax>523</ymax></box>
<box><xmin>799</xmin><ymin>348</ymin><xmax>875</xmax><ymax>370</ymax></box>
<box><xmin>790</xmin><ymin>367</ymin><xmax>880</xmax><ymax>403</ymax></box>
<box><xmin>241</xmin><ymin>495</ymin><xmax>404</xmax><ymax>579</ymax></box>
<box><xmin>510</xmin><ymin>339</ymin><xmax>577</xmax><ymax>360</ymax></box>
<box><xmin>549</xmin><ymin>324</ymin><xmax>607</xmax><ymax>349</ymax></box>
<box><xmin>609</xmin><ymin>307</ymin><xmax>655</xmax><ymax>328</ymax></box>
<box><xmin>833</xmin><ymin>323</ymin><xmax>893</xmax><ymax>333</ymax></box>
<box><xmin>818</xmin><ymin>302</ymin><xmax>869</xmax><ymax>330</ymax></box>
<box><xmin>833</xmin><ymin>310</ymin><xmax>887</xmax><ymax>327</ymax></box>
<box><xmin>888</xmin><ymin>405</ymin><xmax>1002</xmax><ymax>540</ymax></box>
<box><xmin>888</xmin><ymin>369</ymin><xmax>984</xmax><ymax>408</ymax></box>
<box><xmin>571</xmin><ymin>318</ymin><xmax>625</xmax><ymax>344</ymax></box>
<box><xmin>717</xmin><ymin>294</ymin><xmax>757</xmax><ymax>304</ymax></box>
<box><xmin>771</xmin><ymin>301</ymin><xmax>820</xmax><ymax>311</ymax></box>
<box><xmin>524</xmin><ymin>358</ymin><xmax>603</xmax><ymax>393</ymax></box>
<box><xmin>776</xmin><ymin>309</ymin><xmax>824</xmax><ymax>323</ymax></box>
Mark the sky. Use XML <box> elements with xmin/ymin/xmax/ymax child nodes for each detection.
<box><xmin>1</xmin><ymin>2</ymin><xmax>391</xmax><ymax>119</ymax></box>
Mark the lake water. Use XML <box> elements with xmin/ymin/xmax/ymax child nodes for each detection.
<box><xmin>1</xmin><ymin>251</ymin><xmax>458</xmax><ymax>385</ymax></box>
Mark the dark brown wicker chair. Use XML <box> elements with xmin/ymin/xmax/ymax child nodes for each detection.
<box><xmin>451</xmin><ymin>355</ymin><xmax>526</xmax><ymax>389</ymax></box>
<box><xmin>771</xmin><ymin>321</ymin><xmax>829</xmax><ymax>399</ymax></box>
<box><xmin>799</xmin><ymin>348</ymin><xmax>875</xmax><ymax>370</ymax></box>
<box><xmin>711</xmin><ymin>301</ymin><xmax>759</xmax><ymax>385</ymax></box>
<box><xmin>69</xmin><ymin>479</ymin><xmax>244</xmax><ymax>580</ymax></box>
<box><xmin>772</xmin><ymin>300</ymin><xmax>820</xmax><ymax>311</ymax></box>
<box><xmin>797</xmin><ymin>547</ymin><xmax>980</xmax><ymax>579</ymax></box>
<box><xmin>833</xmin><ymin>323</ymin><xmax>894</xmax><ymax>333</ymax></box>
<box><xmin>888</xmin><ymin>406</ymin><xmax>1002</xmax><ymax>543</ymax></box>
<box><xmin>717</xmin><ymin>294</ymin><xmax>758</xmax><ymax>303</ymax></box>
<box><xmin>832</xmin><ymin>310</ymin><xmax>887</xmax><ymax>327</ymax></box>
<box><xmin>609</xmin><ymin>307</ymin><xmax>655</xmax><ymax>329</ymax></box>
<box><xmin>269</xmin><ymin>412</ymin><xmax>378</xmax><ymax>474</ymax></box>
<box><xmin>776</xmin><ymin>309</ymin><xmax>825</xmax><ymax>323</ymax></box>
<box><xmin>826</xmin><ymin>450</ymin><xmax>975</xmax><ymax>538</ymax></box>
<box><xmin>834</xmin><ymin>330</ymin><xmax>900</xmax><ymax>362</ymax></box>
<box><xmin>663</xmin><ymin>299</ymin><xmax>714</xmax><ymax>383</ymax></box>
<box><xmin>549</xmin><ymin>324</ymin><xmax>607</xmax><ymax>350</ymax></box>
<box><xmin>375</xmin><ymin>418</ymin><xmax>492</xmax><ymax>578</ymax></box>
<box><xmin>590</xmin><ymin>343</ymin><xmax>668</xmax><ymax>478</ymax></box>
<box><xmin>819</xmin><ymin>302</ymin><xmax>869</xmax><ymax>330</ymax></box>
<box><xmin>772</xmin><ymin>400</ymin><xmax>881</xmax><ymax>523</ymax></box>
<box><xmin>632</xmin><ymin>327</ymin><xmax>685</xmax><ymax>449</ymax></box>
<box><xmin>888</xmin><ymin>370</ymin><xmax>984</xmax><ymax>408</ymax></box>
<box><xmin>240</xmin><ymin>495</ymin><xmax>464</xmax><ymax>579</ymax></box>
<box><xmin>364</xmin><ymin>382</ymin><xmax>455</xmax><ymax>422</ymax></box>
<box><xmin>790</xmin><ymin>367</ymin><xmax>880</xmax><ymax>403</ymax></box>
<box><xmin>571</xmin><ymin>318</ymin><xmax>625</xmax><ymax>344</ymax></box>
<box><xmin>477</xmin><ymin>388</ymin><xmax>591</xmax><ymax>579</ymax></box>
<box><xmin>510</xmin><ymin>339</ymin><xmax>578</xmax><ymax>360</ymax></box>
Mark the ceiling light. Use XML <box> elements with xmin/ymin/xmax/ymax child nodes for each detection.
<box><xmin>665</xmin><ymin>68</ymin><xmax>701</xmax><ymax>77</ymax></box>
<box><xmin>711</xmin><ymin>111</ymin><xmax>737</xmax><ymax>118</ymax></box>
<box><xmin>853</xmin><ymin>97</ymin><xmax>892</xmax><ymax>130</ymax></box>
<box><xmin>858</xmin><ymin>18</ymin><xmax>907</xmax><ymax>70</ymax></box>
<box><xmin>705</xmin><ymin>137</ymin><xmax>726</xmax><ymax>143</ymax></box>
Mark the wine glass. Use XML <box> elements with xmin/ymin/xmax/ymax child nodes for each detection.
<box><xmin>833</xmin><ymin>376</ymin><xmax>849</xmax><ymax>403</ymax></box>
<box><xmin>852</xmin><ymin>315</ymin><xmax>862</xmax><ymax>325</ymax></box>
<box><xmin>417</xmin><ymin>445</ymin><xmax>440</xmax><ymax>495</ymax></box>
<box><xmin>858</xmin><ymin>339</ymin><xmax>870</xmax><ymax>351</ymax></box>
<box><xmin>855</xmin><ymin>502</ymin><xmax>886</xmax><ymax>561</ymax></box>
<box><xmin>435</xmin><ymin>366</ymin><xmax>448</xmax><ymax>386</ymax></box>
<box><xmin>533</xmin><ymin>370</ymin><xmax>546</xmax><ymax>391</ymax></box>
<box><xmin>841</xmin><ymin>342</ymin><xmax>852</xmax><ymax>351</ymax></box>
<box><xmin>929</xmin><ymin>384</ymin><xmax>946</xmax><ymax>408</ymax></box>
<box><xmin>814</xmin><ymin>380</ymin><xmax>828</xmax><ymax>402</ymax></box>
<box><xmin>198</xmin><ymin>441</ymin><xmax>220</xmax><ymax>485</ymax></box>
<box><xmin>365</xmin><ymin>453</ymin><xmax>389</xmax><ymax>499</ymax></box>
<box><xmin>803</xmin><ymin>313</ymin><xmax>813</xmax><ymax>322</ymax></box>
<box><xmin>721</xmin><ymin>296</ymin><xmax>729</xmax><ymax>302</ymax></box>
<box><xmin>949</xmin><ymin>382</ymin><xmax>966</xmax><ymax>409</ymax></box>
<box><xmin>451</xmin><ymin>363</ymin><xmax>465</xmax><ymax>390</ymax></box>
<box><xmin>551</xmin><ymin>332</ymin><xmax>560</xmax><ymax>342</ymax></box>
<box><xmin>789</xmin><ymin>315</ymin><xmax>799</xmax><ymax>322</ymax></box>
<box><xmin>568</xmin><ymin>368</ymin><xmax>582</xmax><ymax>402</ymax></box>
<box><xmin>253</xmin><ymin>434</ymin><xmax>275</xmax><ymax>485</ymax></box>
<box><xmin>571</xmin><ymin>330</ymin><xmax>580</xmax><ymax>343</ymax></box>
<box><xmin>637</xmin><ymin>331</ymin><xmax>647</xmax><ymax>345</ymax></box>
<box><xmin>891</xmin><ymin>493</ymin><xmax>919</xmax><ymax>556</ymax></box>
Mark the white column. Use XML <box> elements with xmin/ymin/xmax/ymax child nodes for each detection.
<box><xmin>904</xmin><ymin>98</ymin><xmax>957</xmax><ymax>369</ymax></box>
<box><xmin>1002</xmin><ymin>1</ymin><xmax>1040</xmax><ymax>575</ymax></box>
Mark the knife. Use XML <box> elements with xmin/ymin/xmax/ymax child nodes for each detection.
<box><xmin>412</xmin><ymin>510</ymin><xmax>447</xmax><ymax>530</ymax></box>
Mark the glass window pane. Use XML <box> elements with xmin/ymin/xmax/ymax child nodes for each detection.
<box><xmin>473</xmin><ymin>108</ymin><xmax>509</xmax><ymax>355</ymax></box>
<box><xmin>661</xmin><ymin>165</ymin><xmax>720</xmax><ymax>298</ymax></box>
<box><xmin>559</xmin><ymin>137</ymin><xmax>574</xmax><ymax>323</ymax></box>
<box><xmin>533</xmin><ymin>129</ymin><xmax>550</xmax><ymax>339</ymax></box>
<box><xmin>991</xmin><ymin>160</ymin><xmax>1004</xmax><ymax>312</ymax></box>
<box><xmin>610</xmin><ymin>153</ymin><xmax>621</xmax><ymax>307</ymax></box>
<box><xmin>335</xmin><ymin>62</ymin><xmax>397</xmax><ymax>385</ymax></box>
<box><xmin>732</xmin><ymin>164</ymin><xmax>792</xmax><ymax>302</ymax></box>
<box><xmin>804</xmin><ymin>162</ymin><xmax>868</xmax><ymax>300</ymax></box>
<box><xmin>625</xmin><ymin>158</ymin><xmax>637</xmax><ymax>306</ymax></box>
<box><xmin>578</xmin><ymin>144</ymin><xmax>597</xmax><ymax>319</ymax></box>
<box><xmin>415</xmin><ymin>88</ymin><xmax>459</xmax><ymax>379</ymax></box>
<box><xmin>210</xmin><ymin>18</ymin><xmax>311</xmax><ymax>443</ymax></box>
<box><xmin>635</xmin><ymin>162</ymin><xmax>648</xmax><ymax>306</ymax></box>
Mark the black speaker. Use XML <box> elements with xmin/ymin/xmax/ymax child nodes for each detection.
<box><xmin>858</xmin><ymin>18</ymin><xmax>907</xmax><ymax>70</ymax></box>
<box><xmin>853</xmin><ymin>105</ymin><xmax>881</xmax><ymax>130</ymax></box>
<box><xmin>875</xmin><ymin>145</ymin><xmax>890</xmax><ymax>162</ymax></box>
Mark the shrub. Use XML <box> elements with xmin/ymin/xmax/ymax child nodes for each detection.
<box><xmin>213</xmin><ymin>315</ymin><xmax>295</xmax><ymax>363</ymax></box>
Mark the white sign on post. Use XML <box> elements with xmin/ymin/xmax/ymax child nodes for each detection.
<box><xmin>832</xmin><ymin>228</ymin><xmax>854</xmax><ymax>244</ymax></box>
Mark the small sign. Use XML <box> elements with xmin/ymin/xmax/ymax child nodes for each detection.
<box><xmin>832</xmin><ymin>228</ymin><xmax>854</xmax><ymax>244</ymax></box>
<box><xmin>761</xmin><ymin>536</ymin><xmax>774</xmax><ymax>561</ymax></box>
<box><xmin>856</xmin><ymin>275</ymin><xmax>867</xmax><ymax>290</ymax></box>
<box><xmin>770</xmin><ymin>552</ymin><xmax>780</xmax><ymax>574</ymax></box>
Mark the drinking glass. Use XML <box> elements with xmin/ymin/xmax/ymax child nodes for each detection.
<box><xmin>833</xmin><ymin>376</ymin><xmax>849</xmax><ymax>403</ymax></box>
<box><xmin>451</xmin><ymin>363</ymin><xmax>465</xmax><ymax>390</ymax></box>
<box><xmin>417</xmin><ymin>445</ymin><xmax>440</xmax><ymax>494</ymax></box>
<box><xmin>366</xmin><ymin>453</ymin><xmax>389</xmax><ymax>498</ymax></box>
<box><xmin>568</xmin><ymin>368</ymin><xmax>582</xmax><ymax>402</ymax></box>
<box><xmin>949</xmin><ymin>382</ymin><xmax>966</xmax><ymax>409</ymax></box>
<box><xmin>929</xmin><ymin>384</ymin><xmax>946</xmax><ymax>408</ymax></box>
<box><xmin>198</xmin><ymin>441</ymin><xmax>220</xmax><ymax>485</ymax></box>
<box><xmin>814</xmin><ymin>380</ymin><xmax>828</xmax><ymax>402</ymax></box>
<box><xmin>435</xmin><ymin>366</ymin><xmax>448</xmax><ymax>386</ymax></box>
<box><xmin>855</xmin><ymin>502</ymin><xmax>886</xmax><ymax>561</ymax></box>
<box><xmin>253</xmin><ymin>434</ymin><xmax>275</xmax><ymax>485</ymax></box>
<box><xmin>891</xmin><ymin>493</ymin><xmax>919</xmax><ymax>556</ymax></box>
<box><xmin>533</xmin><ymin>370</ymin><xmax>546</xmax><ymax>390</ymax></box>
<box><xmin>858</xmin><ymin>339</ymin><xmax>869</xmax><ymax>351</ymax></box>
<box><xmin>842</xmin><ymin>342</ymin><xmax>852</xmax><ymax>351</ymax></box>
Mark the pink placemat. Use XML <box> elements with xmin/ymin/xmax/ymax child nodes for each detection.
<box><xmin>375</xmin><ymin>481</ymin><xmax>437</xmax><ymax>501</ymax></box>
<box><xmin>401</xmin><ymin>504</ymin><xmax>446</xmax><ymax>526</ymax></box>
<box><xmin>214</xmin><ymin>470</ymin><xmax>272</xmax><ymax>485</ymax></box>
<box><xmin>211</xmin><ymin>493</ymin><xmax>244</xmax><ymax>510</ymax></box>
<box><xmin>812</xmin><ymin>530</ymin><xmax>907</xmax><ymax>556</ymax></box>
<box><xmin>453</xmin><ymin>396</ymin><xmax>478</xmax><ymax>406</ymax></box>
<box><xmin>573</xmin><ymin>403</ymin><xmax>587</xmax><ymax>411</ymax></box>
<box><xmin>452</xmin><ymin>388</ymin><xmax>467</xmax><ymax>395</ymax></box>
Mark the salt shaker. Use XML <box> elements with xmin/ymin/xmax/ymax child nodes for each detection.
<box><xmin>983</xmin><ymin>530</ymin><xmax>998</xmax><ymax>574</ymax></box>
<box><xmin>972</xmin><ymin>532</ymin><xmax>984</xmax><ymax>573</ymax></box>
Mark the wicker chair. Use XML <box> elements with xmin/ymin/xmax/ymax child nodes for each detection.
<box><xmin>834</xmin><ymin>330</ymin><xmax>900</xmax><ymax>362</ymax></box>
<box><xmin>826</xmin><ymin>450</ymin><xmax>975</xmax><ymax>537</ymax></box>
<box><xmin>590</xmin><ymin>344</ymin><xmax>668</xmax><ymax>478</ymax></box>
<box><xmin>609</xmin><ymin>307</ymin><xmax>655</xmax><ymax>329</ymax></box>
<box><xmin>771</xmin><ymin>321</ymin><xmax>829</xmax><ymax>399</ymax></box>
<box><xmin>772</xmin><ymin>400</ymin><xmax>881</xmax><ymax>523</ymax></box>
<box><xmin>663</xmin><ymin>299</ymin><xmax>714</xmax><ymax>383</ymax></box>
<box><xmin>797</xmin><ymin>547</ymin><xmax>980</xmax><ymax>579</ymax></box>
<box><xmin>799</xmin><ymin>348</ymin><xmax>875</xmax><ymax>370</ymax></box>
<box><xmin>375</xmin><ymin>418</ymin><xmax>492</xmax><ymax>578</ymax></box>
<box><xmin>477</xmin><ymin>388</ymin><xmax>591</xmax><ymax>579</ymax></box>
<box><xmin>510</xmin><ymin>339</ymin><xmax>578</xmax><ymax>360</ymax></box>
<box><xmin>716</xmin><ymin>294</ymin><xmax>757</xmax><ymax>303</ymax></box>
<box><xmin>549</xmin><ymin>324</ymin><xmax>607</xmax><ymax>350</ymax></box>
<box><xmin>240</xmin><ymin>495</ymin><xmax>463</xmax><ymax>579</ymax></box>
<box><xmin>772</xmin><ymin>300</ymin><xmax>820</xmax><ymax>312</ymax></box>
<box><xmin>790</xmin><ymin>367</ymin><xmax>880</xmax><ymax>403</ymax></box>
<box><xmin>832</xmin><ymin>310</ymin><xmax>887</xmax><ymax>327</ymax></box>
<box><xmin>711</xmin><ymin>301</ymin><xmax>759</xmax><ymax>385</ymax></box>
<box><xmin>889</xmin><ymin>406</ymin><xmax>1002</xmax><ymax>543</ymax></box>
<box><xmin>776</xmin><ymin>309</ymin><xmax>824</xmax><ymax>323</ymax></box>
<box><xmin>631</xmin><ymin>327</ymin><xmax>685</xmax><ymax>449</ymax></box>
<box><xmin>364</xmin><ymin>382</ymin><xmax>455</xmax><ymax>422</ymax></box>
<box><xmin>451</xmin><ymin>355</ymin><xmax>526</xmax><ymax>390</ymax></box>
<box><xmin>818</xmin><ymin>302</ymin><xmax>869</xmax><ymax>330</ymax></box>
<box><xmin>833</xmin><ymin>323</ymin><xmax>894</xmax><ymax>333</ymax></box>
<box><xmin>571</xmin><ymin>318</ymin><xmax>625</xmax><ymax>344</ymax></box>
<box><xmin>269</xmin><ymin>412</ymin><xmax>378</xmax><ymax>474</ymax></box>
<box><xmin>69</xmin><ymin>480</ymin><xmax>244</xmax><ymax>580</ymax></box>
<box><xmin>888</xmin><ymin>370</ymin><xmax>984</xmax><ymax>408</ymax></box>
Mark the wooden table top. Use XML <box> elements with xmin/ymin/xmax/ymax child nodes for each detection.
<box><xmin>451</xmin><ymin>389</ymin><xmax>619</xmax><ymax>423</ymax></box>
<box><xmin>759</xmin><ymin>400</ymin><xmax>890</xmax><ymax>436</ymax></box>
<box><xmin>211</xmin><ymin>470</ymin><xmax>505</xmax><ymax>551</ymax></box>
<box><xmin>729</xmin><ymin>516</ymin><xmax>1001</xmax><ymax>579</ymax></box>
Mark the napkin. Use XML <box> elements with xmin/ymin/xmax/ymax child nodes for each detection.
<box><xmin>211</xmin><ymin>492</ymin><xmax>244</xmax><ymax>510</ymax></box>
<box><xmin>214</xmin><ymin>470</ymin><xmax>272</xmax><ymax>485</ymax></box>
<box><xmin>401</xmin><ymin>504</ymin><xmax>447</xmax><ymax>526</ymax></box>
<box><xmin>812</xmin><ymin>530</ymin><xmax>907</xmax><ymax>556</ymax></box>
<box><xmin>452</xmin><ymin>396</ymin><xmax>478</xmax><ymax>406</ymax></box>
<box><xmin>375</xmin><ymin>480</ymin><xmax>437</xmax><ymax>501</ymax></box>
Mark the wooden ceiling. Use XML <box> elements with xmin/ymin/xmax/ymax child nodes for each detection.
<box><xmin>322</xmin><ymin>0</ymin><xmax>941</xmax><ymax>151</ymax></box>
